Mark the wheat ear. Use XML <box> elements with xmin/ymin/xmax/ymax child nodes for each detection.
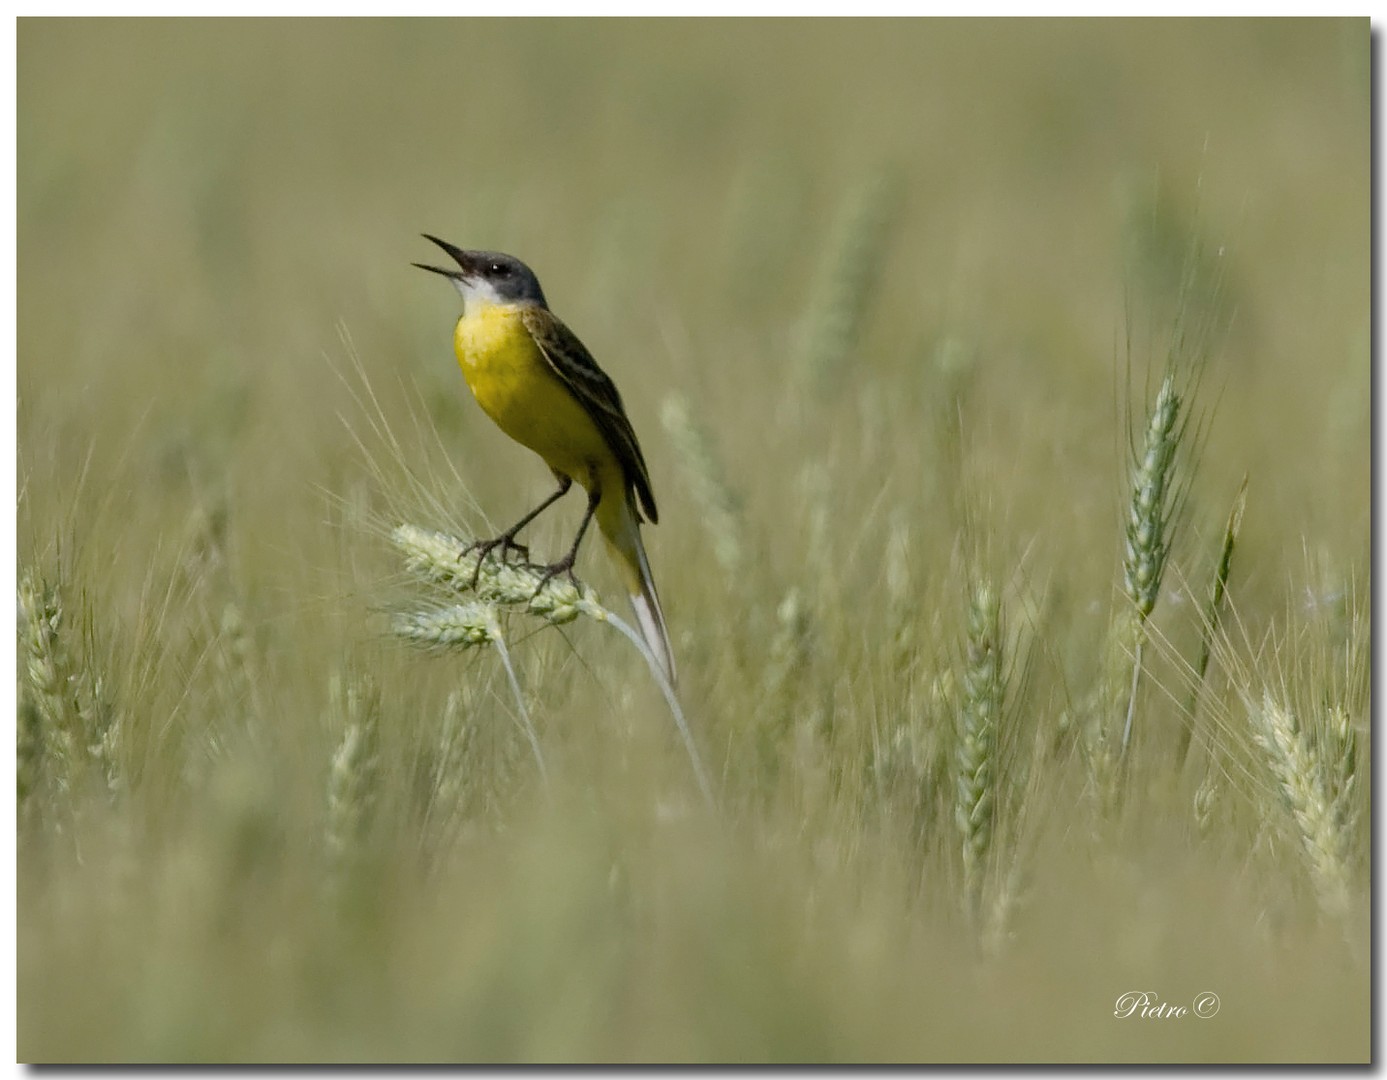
<box><xmin>1248</xmin><ymin>693</ymin><xmax>1354</xmax><ymax>918</ymax></box>
<box><xmin>1120</xmin><ymin>372</ymin><xmax>1183</xmax><ymax>753</ymax></box>
<box><xmin>955</xmin><ymin>578</ymin><xmax>1002</xmax><ymax>921</ymax></box>
<box><xmin>1177</xmin><ymin>474</ymin><xmax>1248</xmax><ymax>765</ymax></box>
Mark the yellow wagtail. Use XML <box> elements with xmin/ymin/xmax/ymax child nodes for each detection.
<box><xmin>414</xmin><ymin>235</ymin><xmax>675</xmax><ymax>683</ymax></box>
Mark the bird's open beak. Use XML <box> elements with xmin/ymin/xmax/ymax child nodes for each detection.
<box><xmin>412</xmin><ymin>261</ymin><xmax>460</xmax><ymax>279</ymax></box>
<box><xmin>413</xmin><ymin>234</ymin><xmax>476</xmax><ymax>281</ymax></box>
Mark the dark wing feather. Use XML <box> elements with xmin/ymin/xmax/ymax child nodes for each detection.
<box><xmin>520</xmin><ymin>308</ymin><xmax>659</xmax><ymax>524</ymax></box>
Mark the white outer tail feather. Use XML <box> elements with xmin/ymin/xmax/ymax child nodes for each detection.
<box><xmin>618</xmin><ymin>506</ymin><xmax>676</xmax><ymax>687</ymax></box>
<box><xmin>629</xmin><ymin>539</ymin><xmax>675</xmax><ymax>686</ymax></box>
<box><xmin>600</xmin><ymin>494</ymin><xmax>675</xmax><ymax>685</ymax></box>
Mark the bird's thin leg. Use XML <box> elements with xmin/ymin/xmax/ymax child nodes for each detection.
<box><xmin>534</xmin><ymin>485</ymin><xmax>601</xmax><ymax>594</ymax></box>
<box><xmin>464</xmin><ymin>476</ymin><xmax>572</xmax><ymax>586</ymax></box>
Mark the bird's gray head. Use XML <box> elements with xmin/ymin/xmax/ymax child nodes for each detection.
<box><xmin>414</xmin><ymin>235</ymin><xmax>548</xmax><ymax>309</ymax></box>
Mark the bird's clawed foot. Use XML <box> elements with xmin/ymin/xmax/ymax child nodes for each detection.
<box><xmin>532</xmin><ymin>554</ymin><xmax>581</xmax><ymax>597</ymax></box>
<box><xmin>461</xmin><ymin>534</ymin><xmax>531</xmax><ymax>588</ymax></box>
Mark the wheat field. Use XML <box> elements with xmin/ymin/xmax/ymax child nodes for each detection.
<box><xmin>17</xmin><ymin>18</ymin><xmax>1369</xmax><ymax>1063</ymax></box>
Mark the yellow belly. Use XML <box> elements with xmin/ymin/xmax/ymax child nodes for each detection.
<box><xmin>452</xmin><ymin>304</ymin><xmax>620</xmax><ymax>492</ymax></box>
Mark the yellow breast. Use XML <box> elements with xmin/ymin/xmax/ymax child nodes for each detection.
<box><xmin>452</xmin><ymin>303</ymin><xmax>617</xmax><ymax>488</ymax></box>
<box><xmin>453</xmin><ymin>304</ymin><xmax>541</xmax><ymax>414</ymax></box>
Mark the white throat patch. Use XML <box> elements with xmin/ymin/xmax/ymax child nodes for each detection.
<box><xmin>451</xmin><ymin>275</ymin><xmax>507</xmax><ymax>311</ymax></box>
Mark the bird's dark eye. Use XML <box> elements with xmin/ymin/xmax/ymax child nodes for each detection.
<box><xmin>490</xmin><ymin>262</ymin><xmax>509</xmax><ymax>276</ymax></box>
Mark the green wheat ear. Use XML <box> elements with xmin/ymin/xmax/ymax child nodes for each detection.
<box><xmin>1116</xmin><ymin>368</ymin><xmax>1194</xmax><ymax>758</ymax></box>
<box><xmin>1122</xmin><ymin>373</ymin><xmax>1181</xmax><ymax>624</ymax></box>
<box><xmin>955</xmin><ymin>577</ymin><xmax>1002</xmax><ymax>923</ymax></box>
<box><xmin>1178</xmin><ymin>474</ymin><xmax>1248</xmax><ymax>765</ymax></box>
<box><xmin>18</xmin><ymin>572</ymin><xmax>86</xmax><ymax>799</ymax></box>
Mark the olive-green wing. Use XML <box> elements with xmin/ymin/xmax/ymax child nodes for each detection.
<box><xmin>520</xmin><ymin>307</ymin><xmax>659</xmax><ymax>524</ymax></box>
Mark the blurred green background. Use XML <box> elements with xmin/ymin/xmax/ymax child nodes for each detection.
<box><xmin>18</xmin><ymin>19</ymin><xmax>1368</xmax><ymax>1063</ymax></box>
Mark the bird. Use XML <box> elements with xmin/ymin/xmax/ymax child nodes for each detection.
<box><xmin>414</xmin><ymin>234</ymin><xmax>675</xmax><ymax>684</ymax></box>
